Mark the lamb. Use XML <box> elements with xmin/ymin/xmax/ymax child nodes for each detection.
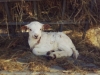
<box><xmin>22</xmin><ymin>21</ymin><xmax>79</xmax><ymax>59</ymax></box>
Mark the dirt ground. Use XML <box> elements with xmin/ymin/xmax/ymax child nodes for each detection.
<box><xmin>0</xmin><ymin>31</ymin><xmax>100</xmax><ymax>74</ymax></box>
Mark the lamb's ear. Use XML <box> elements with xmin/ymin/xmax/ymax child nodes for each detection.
<box><xmin>42</xmin><ymin>24</ymin><xmax>51</xmax><ymax>30</ymax></box>
<box><xmin>21</xmin><ymin>25</ymin><xmax>28</xmax><ymax>31</ymax></box>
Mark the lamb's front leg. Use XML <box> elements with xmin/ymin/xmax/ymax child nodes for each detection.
<box><xmin>32</xmin><ymin>48</ymin><xmax>57</xmax><ymax>60</ymax></box>
<box><xmin>47</xmin><ymin>50</ymin><xmax>73</xmax><ymax>59</ymax></box>
<box><xmin>32</xmin><ymin>48</ymin><xmax>48</xmax><ymax>56</ymax></box>
<box><xmin>32</xmin><ymin>47</ymin><xmax>55</xmax><ymax>57</ymax></box>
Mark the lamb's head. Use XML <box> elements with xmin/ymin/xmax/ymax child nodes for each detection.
<box><xmin>21</xmin><ymin>21</ymin><xmax>50</xmax><ymax>39</ymax></box>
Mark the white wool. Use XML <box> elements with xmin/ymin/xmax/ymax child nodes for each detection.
<box><xmin>25</xmin><ymin>21</ymin><xmax>79</xmax><ymax>59</ymax></box>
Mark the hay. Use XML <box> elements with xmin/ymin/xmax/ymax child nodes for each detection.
<box><xmin>0</xmin><ymin>0</ymin><xmax>99</xmax><ymax>40</ymax></box>
<box><xmin>0</xmin><ymin>0</ymin><xmax>99</xmax><ymax>25</ymax></box>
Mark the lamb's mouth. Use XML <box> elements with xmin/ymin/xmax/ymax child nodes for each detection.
<box><xmin>34</xmin><ymin>37</ymin><xmax>38</xmax><ymax>39</ymax></box>
<box><xmin>32</xmin><ymin>36</ymin><xmax>38</xmax><ymax>39</ymax></box>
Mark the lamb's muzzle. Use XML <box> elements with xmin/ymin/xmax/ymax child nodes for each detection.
<box><xmin>21</xmin><ymin>21</ymin><xmax>79</xmax><ymax>59</ymax></box>
<box><xmin>33</xmin><ymin>35</ymin><xmax>38</xmax><ymax>39</ymax></box>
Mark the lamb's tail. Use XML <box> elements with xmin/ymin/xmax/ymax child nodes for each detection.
<box><xmin>71</xmin><ymin>48</ymin><xmax>79</xmax><ymax>59</ymax></box>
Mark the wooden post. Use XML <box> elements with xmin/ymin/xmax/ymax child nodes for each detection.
<box><xmin>4</xmin><ymin>2</ymin><xmax>16</xmax><ymax>37</ymax></box>
<box><xmin>59</xmin><ymin>0</ymin><xmax>66</xmax><ymax>32</ymax></box>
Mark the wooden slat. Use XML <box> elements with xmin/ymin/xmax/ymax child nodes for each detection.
<box><xmin>0</xmin><ymin>0</ymin><xmax>40</xmax><ymax>2</ymax></box>
<box><xmin>0</xmin><ymin>21</ymin><xmax>80</xmax><ymax>25</ymax></box>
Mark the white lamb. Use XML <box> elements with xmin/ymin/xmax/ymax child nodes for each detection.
<box><xmin>22</xmin><ymin>21</ymin><xmax>79</xmax><ymax>59</ymax></box>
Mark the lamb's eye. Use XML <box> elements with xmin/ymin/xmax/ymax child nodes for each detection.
<box><xmin>30</xmin><ymin>29</ymin><xmax>32</xmax><ymax>31</ymax></box>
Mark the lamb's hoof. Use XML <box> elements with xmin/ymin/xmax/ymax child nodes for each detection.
<box><xmin>47</xmin><ymin>50</ymin><xmax>55</xmax><ymax>55</ymax></box>
<box><xmin>46</xmin><ymin>54</ymin><xmax>56</xmax><ymax>60</ymax></box>
<box><xmin>47</xmin><ymin>51</ymin><xmax>51</xmax><ymax>55</ymax></box>
<box><xmin>46</xmin><ymin>50</ymin><xmax>56</xmax><ymax>60</ymax></box>
<box><xmin>46</xmin><ymin>56</ymin><xmax>53</xmax><ymax>60</ymax></box>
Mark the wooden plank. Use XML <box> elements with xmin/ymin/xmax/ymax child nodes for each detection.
<box><xmin>0</xmin><ymin>21</ymin><xmax>78</xmax><ymax>25</ymax></box>
<box><xmin>0</xmin><ymin>0</ymin><xmax>40</xmax><ymax>2</ymax></box>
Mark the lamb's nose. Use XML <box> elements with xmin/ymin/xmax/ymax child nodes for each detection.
<box><xmin>34</xmin><ymin>35</ymin><xmax>38</xmax><ymax>39</ymax></box>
